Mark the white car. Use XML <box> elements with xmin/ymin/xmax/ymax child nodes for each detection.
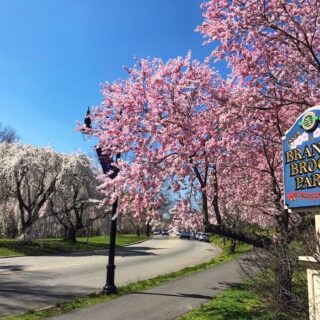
<box><xmin>198</xmin><ymin>232</ymin><xmax>210</xmax><ymax>242</ymax></box>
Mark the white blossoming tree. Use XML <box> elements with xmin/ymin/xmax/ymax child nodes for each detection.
<box><xmin>47</xmin><ymin>154</ymin><xmax>106</xmax><ymax>242</ymax></box>
<box><xmin>0</xmin><ymin>143</ymin><xmax>64</xmax><ymax>242</ymax></box>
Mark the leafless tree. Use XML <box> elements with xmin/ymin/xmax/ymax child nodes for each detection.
<box><xmin>0</xmin><ymin>123</ymin><xmax>19</xmax><ymax>143</ymax></box>
<box><xmin>240</xmin><ymin>218</ymin><xmax>317</xmax><ymax>318</ymax></box>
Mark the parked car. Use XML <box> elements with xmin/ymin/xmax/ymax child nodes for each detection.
<box><xmin>195</xmin><ymin>232</ymin><xmax>201</xmax><ymax>240</ymax></box>
<box><xmin>161</xmin><ymin>229</ymin><xmax>169</xmax><ymax>236</ymax></box>
<box><xmin>153</xmin><ymin>229</ymin><xmax>161</xmax><ymax>235</ymax></box>
<box><xmin>180</xmin><ymin>231</ymin><xmax>190</xmax><ymax>239</ymax></box>
<box><xmin>198</xmin><ymin>232</ymin><xmax>210</xmax><ymax>242</ymax></box>
<box><xmin>190</xmin><ymin>231</ymin><xmax>197</xmax><ymax>239</ymax></box>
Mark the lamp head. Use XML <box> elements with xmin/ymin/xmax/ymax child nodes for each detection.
<box><xmin>84</xmin><ymin>107</ymin><xmax>91</xmax><ymax>129</ymax></box>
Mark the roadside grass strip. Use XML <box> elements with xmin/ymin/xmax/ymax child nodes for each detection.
<box><xmin>1</xmin><ymin>236</ymin><xmax>251</xmax><ymax>320</ymax></box>
<box><xmin>177</xmin><ymin>284</ymin><xmax>273</xmax><ymax>320</ymax></box>
<box><xmin>177</xmin><ymin>282</ymin><xmax>307</xmax><ymax>320</ymax></box>
<box><xmin>0</xmin><ymin>234</ymin><xmax>148</xmax><ymax>258</ymax></box>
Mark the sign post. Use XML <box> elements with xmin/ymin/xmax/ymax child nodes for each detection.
<box><xmin>282</xmin><ymin>106</ymin><xmax>320</xmax><ymax>319</ymax></box>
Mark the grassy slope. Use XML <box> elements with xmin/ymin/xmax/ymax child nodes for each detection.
<box><xmin>0</xmin><ymin>234</ymin><xmax>147</xmax><ymax>257</ymax></box>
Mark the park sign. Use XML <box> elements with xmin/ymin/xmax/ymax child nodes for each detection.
<box><xmin>282</xmin><ymin>106</ymin><xmax>320</xmax><ymax>210</ymax></box>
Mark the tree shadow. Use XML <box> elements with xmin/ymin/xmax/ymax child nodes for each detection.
<box><xmin>0</xmin><ymin>276</ymin><xmax>98</xmax><ymax>317</ymax></box>
<box><xmin>0</xmin><ymin>264</ymin><xmax>26</xmax><ymax>272</ymax></box>
<box><xmin>189</xmin><ymin>283</ymin><xmax>269</xmax><ymax>320</ymax></box>
<box><xmin>131</xmin><ymin>291</ymin><xmax>213</xmax><ymax>299</ymax></box>
<box><xmin>58</xmin><ymin>246</ymin><xmax>160</xmax><ymax>257</ymax></box>
<box><xmin>209</xmin><ymin>280</ymin><xmax>243</xmax><ymax>291</ymax></box>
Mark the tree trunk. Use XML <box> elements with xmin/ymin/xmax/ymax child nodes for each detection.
<box><xmin>229</xmin><ymin>238</ymin><xmax>236</xmax><ymax>254</ymax></box>
<box><xmin>273</xmin><ymin>234</ymin><xmax>293</xmax><ymax>309</ymax></box>
<box><xmin>65</xmin><ymin>228</ymin><xmax>77</xmax><ymax>242</ymax></box>
<box><xmin>18</xmin><ymin>218</ymin><xmax>35</xmax><ymax>244</ymax></box>
<box><xmin>205</xmin><ymin>223</ymin><xmax>272</xmax><ymax>248</ymax></box>
<box><xmin>212</xmin><ymin>167</ymin><xmax>222</xmax><ymax>224</ymax></box>
<box><xmin>193</xmin><ymin>165</ymin><xmax>209</xmax><ymax>224</ymax></box>
<box><xmin>17</xmin><ymin>229</ymin><xmax>34</xmax><ymax>244</ymax></box>
<box><xmin>274</xmin><ymin>259</ymin><xmax>293</xmax><ymax>309</ymax></box>
<box><xmin>201</xmin><ymin>191</ymin><xmax>209</xmax><ymax>225</ymax></box>
<box><xmin>146</xmin><ymin>221</ymin><xmax>151</xmax><ymax>237</ymax></box>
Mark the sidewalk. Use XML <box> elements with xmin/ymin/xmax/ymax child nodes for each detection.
<box><xmin>49</xmin><ymin>259</ymin><xmax>243</xmax><ymax>320</ymax></box>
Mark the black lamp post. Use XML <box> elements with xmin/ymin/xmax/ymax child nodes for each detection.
<box><xmin>83</xmin><ymin>108</ymin><xmax>119</xmax><ymax>295</ymax></box>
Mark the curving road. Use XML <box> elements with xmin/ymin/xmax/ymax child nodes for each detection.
<box><xmin>0</xmin><ymin>236</ymin><xmax>221</xmax><ymax>317</ymax></box>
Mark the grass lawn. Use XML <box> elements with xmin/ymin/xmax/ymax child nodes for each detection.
<box><xmin>0</xmin><ymin>234</ymin><xmax>148</xmax><ymax>258</ymax></box>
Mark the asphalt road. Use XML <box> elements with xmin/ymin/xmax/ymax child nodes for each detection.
<box><xmin>0</xmin><ymin>236</ymin><xmax>220</xmax><ymax>317</ymax></box>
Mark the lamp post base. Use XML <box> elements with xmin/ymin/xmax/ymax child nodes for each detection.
<box><xmin>102</xmin><ymin>284</ymin><xmax>117</xmax><ymax>295</ymax></box>
<box><xmin>102</xmin><ymin>264</ymin><xmax>117</xmax><ymax>294</ymax></box>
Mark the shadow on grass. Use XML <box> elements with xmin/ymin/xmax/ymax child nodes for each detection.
<box><xmin>0</xmin><ymin>239</ymin><xmax>156</xmax><ymax>258</ymax></box>
<box><xmin>0</xmin><ymin>240</ymin><xmax>107</xmax><ymax>256</ymax></box>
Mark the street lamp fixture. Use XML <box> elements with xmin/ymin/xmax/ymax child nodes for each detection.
<box><xmin>83</xmin><ymin>108</ymin><xmax>119</xmax><ymax>295</ymax></box>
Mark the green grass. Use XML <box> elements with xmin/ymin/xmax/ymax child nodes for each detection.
<box><xmin>209</xmin><ymin>235</ymin><xmax>251</xmax><ymax>255</ymax></box>
<box><xmin>177</xmin><ymin>283</ymin><xmax>307</xmax><ymax>320</ymax></box>
<box><xmin>178</xmin><ymin>284</ymin><xmax>275</xmax><ymax>320</ymax></box>
<box><xmin>0</xmin><ymin>234</ymin><xmax>147</xmax><ymax>257</ymax></box>
<box><xmin>2</xmin><ymin>236</ymin><xmax>251</xmax><ymax>320</ymax></box>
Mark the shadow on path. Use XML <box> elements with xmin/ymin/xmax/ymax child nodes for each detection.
<box><xmin>209</xmin><ymin>280</ymin><xmax>243</xmax><ymax>291</ymax></box>
<box><xmin>131</xmin><ymin>291</ymin><xmax>213</xmax><ymax>299</ymax></box>
<box><xmin>59</xmin><ymin>246</ymin><xmax>161</xmax><ymax>257</ymax></box>
<box><xmin>0</xmin><ymin>275</ymin><xmax>97</xmax><ymax>317</ymax></box>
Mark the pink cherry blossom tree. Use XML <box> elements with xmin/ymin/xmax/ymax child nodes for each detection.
<box><xmin>84</xmin><ymin>54</ymin><xmax>275</xmax><ymax>247</ymax></box>
<box><xmin>198</xmin><ymin>0</ymin><xmax>320</xmax><ymax>306</ymax></box>
<box><xmin>83</xmin><ymin>54</ymin><xmax>227</xmax><ymax>234</ymax></box>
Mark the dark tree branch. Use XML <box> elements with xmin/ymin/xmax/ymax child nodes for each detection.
<box><xmin>205</xmin><ymin>223</ymin><xmax>272</xmax><ymax>248</ymax></box>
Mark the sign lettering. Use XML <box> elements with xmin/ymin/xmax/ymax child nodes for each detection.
<box><xmin>283</xmin><ymin>107</ymin><xmax>320</xmax><ymax>209</ymax></box>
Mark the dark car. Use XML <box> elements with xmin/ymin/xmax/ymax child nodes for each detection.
<box><xmin>161</xmin><ymin>229</ymin><xmax>169</xmax><ymax>236</ymax></box>
<box><xmin>179</xmin><ymin>231</ymin><xmax>190</xmax><ymax>239</ymax></box>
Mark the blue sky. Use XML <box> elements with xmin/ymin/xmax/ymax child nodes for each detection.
<box><xmin>0</xmin><ymin>0</ymin><xmax>220</xmax><ymax>156</ymax></box>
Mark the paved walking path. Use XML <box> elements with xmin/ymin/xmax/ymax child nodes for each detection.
<box><xmin>50</xmin><ymin>259</ymin><xmax>243</xmax><ymax>320</ymax></box>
